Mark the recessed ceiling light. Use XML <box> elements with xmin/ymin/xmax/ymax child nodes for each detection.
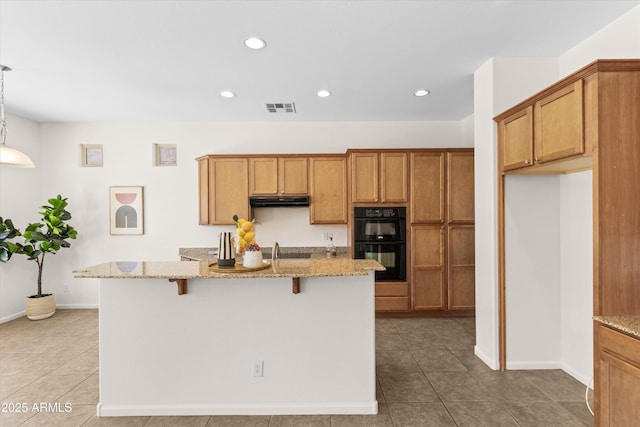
<box><xmin>317</xmin><ymin>90</ymin><xmax>331</xmax><ymax>98</ymax></box>
<box><xmin>414</xmin><ymin>89</ymin><xmax>430</xmax><ymax>97</ymax></box>
<box><xmin>244</xmin><ymin>37</ymin><xmax>266</xmax><ymax>50</ymax></box>
<box><xmin>220</xmin><ymin>91</ymin><xmax>235</xmax><ymax>98</ymax></box>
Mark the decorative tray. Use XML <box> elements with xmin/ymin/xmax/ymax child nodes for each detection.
<box><xmin>209</xmin><ymin>260</ymin><xmax>271</xmax><ymax>273</ymax></box>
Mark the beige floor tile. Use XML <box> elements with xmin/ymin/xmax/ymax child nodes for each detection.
<box><xmin>378</xmin><ymin>371</ymin><xmax>440</xmax><ymax>403</ymax></box>
<box><xmin>5</xmin><ymin>373</ymin><xmax>89</xmax><ymax>403</ymax></box>
<box><xmin>425</xmin><ymin>371</ymin><xmax>492</xmax><ymax>402</ymax></box>
<box><xmin>411</xmin><ymin>349</ymin><xmax>468</xmax><ymax>372</ymax></box>
<box><xmin>82</xmin><ymin>414</ymin><xmax>151</xmax><ymax>426</ymax></box>
<box><xmin>398</xmin><ymin>331</ymin><xmax>447</xmax><ymax>350</ymax></box>
<box><xmin>506</xmin><ymin>401</ymin><xmax>588</xmax><ymax>427</ymax></box>
<box><xmin>387</xmin><ymin>402</ymin><xmax>456</xmax><ymax>426</ymax></box>
<box><xmin>375</xmin><ymin>318</ymin><xmax>398</xmax><ymax>333</ymax></box>
<box><xmin>144</xmin><ymin>415</ymin><xmax>211</xmax><ymax>426</ymax></box>
<box><xmin>60</xmin><ymin>373</ymin><xmax>99</xmax><ymax>405</ymax></box>
<box><xmin>521</xmin><ymin>370</ymin><xmax>587</xmax><ymax>402</ymax></box>
<box><xmin>49</xmin><ymin>346</ymin><xmax>99</xmax><ymax>375</ymax></box>
<box><xmin>375</xmin><ymin>333</ymin><xmax>408</xmax><ymax>351</ymax></box>
<box><xmin>268</xmin><ymin>415</ymin><xmax>330</xmax><ymax>427</ymax></box>
<box><xmin>445</xmin><ymin>401</ymin><xmax>520</xmax><ymax>426</ymax></box>
<box><xmin>450</xmin><ymin>350</ymin><xmax>494</xmax><ymax>373</ymax></box>
<box><xmin>331</xmin><ymin>402</ymin><xmax>393</xmax><ymax>426</ymax></box>
<box><xmin>19</xmin><ymin>402</ymin><xmax>96</xmax><ymax>427</ymax></box>
<box><xmin>0</xmin><ymin>373</ymin><xmax>41</xmax><ymax>400</ymax></box>
<box><xmin>205</xmin><ymin>415</ymin><xmax>270</xmax><ymax>426</ymax></box>
<box><xmin>375</xmin><ymin>350</ymin><xmax>420</xmax><ymax>372</ymax></box>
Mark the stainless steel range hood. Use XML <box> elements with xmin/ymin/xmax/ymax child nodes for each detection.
<box><xmin>249</xmin><ymin>195</ymin><xmax>310</xmax><ymax>208</ymax></box>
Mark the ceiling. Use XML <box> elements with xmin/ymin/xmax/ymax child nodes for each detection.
<box><xmin>0</xmin><ymin>0</ymin><xmax>638</xmax><ymax>123</ymax></box>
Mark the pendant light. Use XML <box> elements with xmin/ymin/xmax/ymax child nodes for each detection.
<box><xmin>0</xmin><ymin>65</ymin><xmax>35</xmax><ymax>168</ymax></box>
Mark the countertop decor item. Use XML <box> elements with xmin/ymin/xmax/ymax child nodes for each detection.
<box><xmin>1</xmin><ymin>195</ymin><xmax>78</xmax><ymax>320</ymax></box>
<box><xmin>233</xmin><ymin>215</ymin><xmax>256</xmax><ymax>254</ymax></box>
<box><xmin>217</xmin><ymin>231</ymin><xmax>235</xmax><ymax>267</ymax></box>
<box><xmin>242</xmin><ymin>242</ymin><xmax>263</xmax><ymax>268</ymax></box>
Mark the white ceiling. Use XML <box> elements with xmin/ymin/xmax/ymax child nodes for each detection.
<box><xmin>0</xmin><ymin>0</ymin><xmax>638</xmax><ymax>123</ymax></box>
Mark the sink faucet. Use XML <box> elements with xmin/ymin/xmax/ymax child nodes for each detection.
<box><xmin>272</xmin><ymin>242</ymin><xmax>280</xmax><ymax>261</ymax></box>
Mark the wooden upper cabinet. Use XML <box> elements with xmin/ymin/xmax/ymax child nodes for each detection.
<box><xmin>534</xmin><ymin>80</ymin><xmax>584</xmax><ymax>164</ymax></box>
<box><xmin>309</xmin><ymin>156</ymin><xmax>348</xmax><ymax>224</ymax></box>
<box><xmin>199</xmin><ymin>157</ymin><xmax>249</xmax><ymax>225</ymax></box>
<box><xmin>447</xmin><ymin>152</ymin><xmax>475</xmax><ymax>222</ymax></box>
<box><xmin>351</xmin><ymin>151</ymin><xmax>407</xmax><ymax>203</ymax></box>
<box><xmin>249</xmin><ymin>157</ymin><xmax>308</xmax><ymax>195</ymax></box>
<box><xmin>497</xmin><ymin>79</ymin><xmax>589</xmax><ymax>173</ymax></box>
<box><xmin>498</xmin><ymin>106</ymin><xmax>534</xmax><ymax>171</ymax></box>
<box><xmin>351</xmin><ymin>152</ymin><xmax>379</xmax><ymax>203</ymax></box>
<box><xmin>381</xmin><ymin>153</ymin><xmax>408</xmax><ymax>203</ymax></box>
<box><xmin>410</xmin><ymin>152</ymin><xmax>444</xmax><ymax>223</ymax></box>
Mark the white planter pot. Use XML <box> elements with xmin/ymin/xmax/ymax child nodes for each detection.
<box><xmin>242</xmin><ymin>251</ymin><xmax>264</xmax><ymax>268</ymax></box>
<box><xmin>26</xmin><ymin>293</ymin><xmax>56</xmax><ymax>320</ymax></box>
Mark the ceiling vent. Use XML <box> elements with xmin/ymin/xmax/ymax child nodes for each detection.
<box><xmin>265</xmin><ymin>103</ymin><xmax>296</xmax><ymax>113</ymax></box>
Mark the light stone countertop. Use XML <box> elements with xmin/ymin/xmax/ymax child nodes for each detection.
<box><xmin>594</xmin><ymin>315</ymin><xmax>640</xmax><ymax>339</ymax></box>
<box><xmin>179</xmin><ymin>246</ymin><xmax>349</xmax><ymax>261</ymax></box>
<box><xmin>73</xmin><ymin>257</ymin><xmax>384</xmax><ymax>280</ymax></box>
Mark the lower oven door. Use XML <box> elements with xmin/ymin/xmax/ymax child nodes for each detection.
<box><xmin>355</xmin><ymin>242</ymin><xmax>406</xmax><ymax>281</ymax></box>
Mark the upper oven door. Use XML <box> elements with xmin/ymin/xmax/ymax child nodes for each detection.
<box><xmin>354</xmin><ymin>217</ymin><xmax>406</xmax><ymax>242</ymax></box>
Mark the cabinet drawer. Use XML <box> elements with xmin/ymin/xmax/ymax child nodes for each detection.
<box><xmin>375</xmin><ymin>282</ymin><xmax>409</xmax><ymax>297</ymax></box>
<box><xmin>376</xmin><ymin>297</ymin><xmax>410</xmax><ymax>311</ymax></box>
<box><xmin>600</xmin><ymin>325</ymin><xmax>640</xmax><ymax>366</ymax></box>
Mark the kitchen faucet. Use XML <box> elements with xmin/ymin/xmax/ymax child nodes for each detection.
<box><xmin>272</xmin><ymin>242</ymin><xmax>280</xmax><ymax>261</ymax></box>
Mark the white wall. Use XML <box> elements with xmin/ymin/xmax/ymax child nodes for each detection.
<box><xmin>0</xmin><ymin>120</ymin><xmax>469</xmax><ymax>319</ymax></box>
<box><xmin>0</xmin><ymin>114</ymin><xmax>42</xmax><ymax>321</ymax></box>
<box><xmin>473</xmin><ymin>57</ymin><xmax>558</xmax><ymax>369</ymax></box>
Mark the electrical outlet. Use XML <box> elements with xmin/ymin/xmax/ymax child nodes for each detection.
<box><xmin>252</xmin><ymin>360</ymin><xmax>264</xmax><ymax>377</ymax></box>
<box><xmin>63</xmin><ymin>284</ymin><xmax>69</xmax><ymax>293</ymax></box>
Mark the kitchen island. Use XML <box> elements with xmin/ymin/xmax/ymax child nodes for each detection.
<box><xmin>74</xmin><ymin>255</ymin><xmax>383</xmax><ymax>417</ymax></box>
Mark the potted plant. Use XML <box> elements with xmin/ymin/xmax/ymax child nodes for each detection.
<box><xmin>1</xmin><ymin>217</ymin><xmax>21</xmax><ymax>262</ymax></box>
<box><xmin>1</xmin><ymin>195</ymin><xmax>78</xmax><ymax>320</ymax></box>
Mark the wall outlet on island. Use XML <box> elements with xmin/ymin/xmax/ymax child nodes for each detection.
<box><xmin>252</xmin><ymin>360</ymin><xmax>264</xmax><ymax>377</ymax></box>
<box><xmin>322</xmin><ymin>232</ymin><xmax>329</xmax><ymax>240</ymax></box>
<box><xmin>63</xmin><ymin>284</ymin><xmax>70</xmax><ymax>293</ymax></box>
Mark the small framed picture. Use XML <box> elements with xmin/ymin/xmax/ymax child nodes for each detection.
<box><xmin>109</xmin><ymin>186</ymin><xmax>144</xmax><ymax>235</ymax></box>
<box><xmin>154</xmin><ymin>144</ymin><xmax>177</xmax><ymax>166</ymax></box>
<box><xmin>82</xmin><ymin>144</ymin><xmax>103</xmax><ymax>167</ymax></box>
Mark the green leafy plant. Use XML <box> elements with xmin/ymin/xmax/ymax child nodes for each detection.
<box><xmin>0</xmin><ymin>217</ymin><xmax>21</xmax><ymax>262</ymax></box>
<box><xmin>5</xmin><ymin>195</ymin><xmax>78</xmax><ymax>297</ymax></box>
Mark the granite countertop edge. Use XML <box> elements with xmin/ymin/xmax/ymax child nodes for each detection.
<box><xmin>594</xmin><ymin>315</ymin><xmax>640</xmax><ymax>339</ymax></box>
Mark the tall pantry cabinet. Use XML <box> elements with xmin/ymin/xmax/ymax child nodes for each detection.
<box><xmin>494</xmin><ymin>59</ymin><xmax>640</xmax><ymax>426</ymax></box>
<box><xmin>410</xmin><ymin>150</ymin><xmax>475</xmax><ymax>313</ymax></box>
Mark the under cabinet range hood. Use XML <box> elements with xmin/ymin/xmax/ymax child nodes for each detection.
<box><xmin>249</xmin><ymin>195</ymin><xmax>310</xmax><ymax>208</ymax></box>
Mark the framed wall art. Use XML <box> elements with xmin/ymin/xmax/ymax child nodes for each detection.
<box><xmin>109</xmin><ymin>186</ymin><xmax>144</xmax><ymax>235</ymax></box>
<box><xmin>154</xmin><ymin>144</ymin><xmax>177</xmax><ymax>166</ymax></box>
<box><xmin>82</xmin><ymin>144</ymin><xmax>103</xmax><ymax>167</ymax></box>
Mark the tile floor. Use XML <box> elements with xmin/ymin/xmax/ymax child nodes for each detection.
<box><xmin>0</xmin><ymin>309</ymin><xmax>593</xmax><ymax>426</ymax></box>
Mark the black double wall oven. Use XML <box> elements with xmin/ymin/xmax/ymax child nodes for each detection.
<box><xmin>353</xmin><ymin>207</ymin><xmax>406</xmax><ymax>281</ymax></box>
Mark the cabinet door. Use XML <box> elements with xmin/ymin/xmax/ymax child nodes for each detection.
<box><xmin>381</xmin><ymin>153</ymin><xmax>408</xmax><ymax>203</ymax></box>
<box><xmin>410</xmin><ymin>153</ymin><xmax>444</xmax><ymax>223</ymax></box>
<box><xmin>534</xmin><ymin>80</ymin><xmax>584</xmax><ymax>163</ymax></box>
<box><xmin>211</xmin><ymin>158</ymin><xmax>249</xmax><ymax>225</ymax></box>
<box><xmin>447</xmin><ymin>152</ymin><xmax>474</xmax><ymax>222</ymax></box>
<box><xmin>309</xmin><ymin>157</ymin><xmax>347</xmax><ymax>224</ymax></box>
<box><xmin>598</xmin><ymin>326</ymin><xmax>640</xmax><ymax>426</ymax></box>
<box><xmin>499</xmin><ymin>106</ymin><xmax>533</xmax><ymax>171</ymax></box>
<box><xmin>279</xmin><ymin>157</ymin><xmax>308</xmax><ymax>195</ymax></box>
<box><xmin>448</xmin><ymin>225</ymin><xmax>475</xmax><ymax>310</ymax></box>
<box><xmin>351</xmin><ymin>152</ymin><xmax>379</xmax><ymax>203</ymax></box>
<box><xmin>249</xmin><ymin>158</ymin><xmax>278</xmax><ymax>195</ymax></box>
<box><xmin>411</xmin><ymin>226</ymin><xmax>445</xmax><ymax>310</ymax></box>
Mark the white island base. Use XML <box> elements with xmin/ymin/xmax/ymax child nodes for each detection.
<box><xmin>97</xmin><ymin>273</ymin><xmax>377</xmax><ymax>417</ymax></box>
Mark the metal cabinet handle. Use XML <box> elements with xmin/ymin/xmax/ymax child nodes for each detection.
<box><xmin>524</xmin><ymin>159</ymin><xmax>531</xmax><ymax>164</ymax></box>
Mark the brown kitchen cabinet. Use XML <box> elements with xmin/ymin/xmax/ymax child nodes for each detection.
<box><xmin>497</xmin><ymin>79</ymin><xmax>592</xmax><ymax>173</ymax></box>
<box><xmin>249</xmin><ymin>157</ymin><xmax>308</xmax><ymax>196</ymax></box>
<box><xmin>309</xmin><ymin>156</ymin><xmax>348</xmax><ymax>224</ymax></box>
<box><xmin>596</xmin><ymin>323</ymin><xmax>640</xmax><ymax>427</ymax></box>
<box><xmin>410</xmin><ymin>152</ymin><xmax>445</xmax><ymax>223</ymax></box>
<box><xmin>409</xmin><ymin>150</ymin><xmax>475</xmax><ymax>313</ymax></box>
<box><xmin>494</xmin><ymin>60</ymin><xmax>640</xmax><ymax>399</ymax></box>
<box><xmin>198</xmin><ymin>156</ymin><xmax>249</xmax><ymax>225</ymax></box>
<box><xmin>351</xmin><ymin>151</ymin><xmax>407</xmax><ymax>203</ymax></box>
<box><xmin>375</xmin><ymin>282</ymin><xmax>410</xmax><ymax>311</ymax></box>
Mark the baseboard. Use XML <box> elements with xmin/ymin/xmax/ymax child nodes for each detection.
<box><xmin>97</xmin><ymin>401</ymin><xmax>378</xmax><ymax>417</ymax></box>
<box><xmin>506</xmin><ymin>360</ymin><xmax>562</xmax><ymax>370</ymax></box>
<box><xmin>560</xmin><ymin>362</ymin><xmax>593</xmax><ymax>388</ymax></box>
<box><xmin>0</xmin><ymin>305</ymin><xmax>99</xmax><ymax>324</ymax></box>
<box><xmin>0</xmin><ymin>310</ymin><xmax>26</xmax><ymax>324</ymax></box>
<box><xmin>474</xmin><ymin>345</ymin><xmax>499</xmax><ymax>370</ymax></box>
<box><xmin>56</xmin><ymin>304</ymin><xmax>99</xmax><ymax>309</ymax></box>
